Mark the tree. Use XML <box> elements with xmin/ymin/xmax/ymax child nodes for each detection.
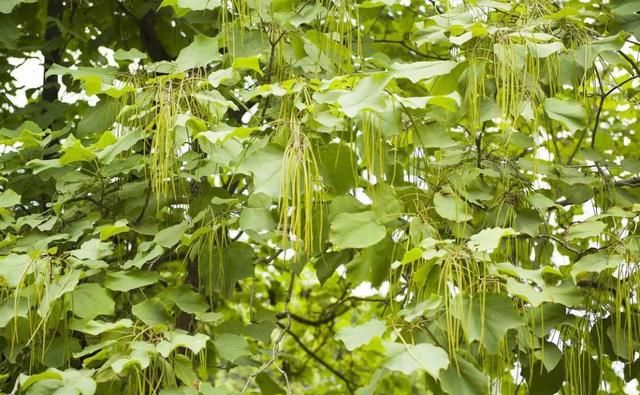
<box><xmin>2</xmin><ymin>0</ymin><xmax>640</xmax><ymax>393</ymax></box>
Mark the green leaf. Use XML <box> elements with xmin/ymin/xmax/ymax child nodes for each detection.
<box><xmin>38</xmin><ymin>271</ymin><xmax>81</xmax><ymax>317</ymax></box>
<box><xmin>70</xmin><ymin>239</ymin><xmax>112</xmax><ymax>261</ymax></box>
<box><xmin>398</xmin><ymin>295</ymin><xmax>442</xmax><ymax>322</ymax></box>
<box><xmin>440</xmin><ymin>358</ymin><xmax>488</xmax><ymax>395</ymax></box>
<box><xmin>157</xmin><ymin>331</ymin><xmax>210</xmax><ymax>357</ymax></box>
<box><xmin>0</xmin><ymin>0</ymin><xmax>37</xmax><ymax>14</ymax></box>
<box><xmin>57</xmin><ymin>369</ymin><xmax>97</xmax><ymax>395</ymax></box>
<box><xmin>42</xmin><ymin>337</ymin><xmax>81</xmax><ymax>368</ymax></box>
<box><xmin>160</xmin><ymin>0</ymin><xmax>220</xmax><ymax>15</ymax></box>
<box><xmin>384</xmin><ymin>342</ymin><xmax>449</xmax><ymax>378</ymax></box>
<box><xmin>468</xmin><ymin>227</ymin><xmax>518</xmax><ymax>252</ymax></box>
<box><xmin>208</xmin><ymin>68</ymin><xmax>235</xmax><ymax>87</ymax></box>
<box><xmin>329</xmin><ymin>211</ymin><xmax>386</xmax><ymax>249</ymax></box>
<box><xmin>505</xmin><ymin>278</ymin><xmax>546</xmax><ymax>307</ymax></box>
<box><xmin>335</xmin><ymin>319</ymin><xmax>386</xmax><ymax>351</ymax></box>
<box><xmin>528</xmin><ymin>193</ymin><xmax>557</xmax><ymax>210</ymax></box>
<box><xmin>98</xmin><ymin>219</ymin><xmax>130</xmax><ymax>240</ymax></box>
<box><xmin>170</xmin><ymin>286</ymin><xmax>209</xmax><ymax>314</ymax></box>
<box><xmin>232</xmin><ymin>55</ymin><xmax>263</xmax><ymax>75</ymax></box>
<box><xmin>314</xmin><ymin>251</ymin><xmax>349</xmax><ymax>285</ymax></box>
<box><xmin>575</xmin><ymin>33</ymin><xmax>626</xmax><ymax>67</ymax></box>
<box><xmin>452</xmin><ymin>293</ymin><xmax>523</xmax><ymax>353</ymax></box>
<box><xmin>113</xmin><ymin>48</ymin><xmax>148</xmax><ymax>61</ymax></box>
<box><xmin>238</xmin><ymin>144</ymin><xmax>284</xmax><ymax>198</ymax></box>
<box><xmin>612</xmin><ymin>0</ymin><xmax>640</xmax><ymax>38</ymax></box>
<box><xmin>371</xmin><ymin>183</ymin><xmax>403</xmax><ymax>223</ymax></box>
<box><xmin>199</xmin><ymin>383</ymin><xmax>237</xmax><ymax>395</ymax></box>
<box><xmin>544</xmin><ymin>98</ymin><xmax>587</xmax><ymax>132</ymax></box>
<box><xmin>174</xmin><ymin>354</ymin><xmax>198</xmax><ymax>385</ymax></box>
<box><xmin>401</xmin><ymin>247</ymin><xmax>423</xmax><ymax>265</ymax></box>
<box><xmin>213</xmin><ymin>333</ymin><xmax>251</xmax><ymax>362</ymax></box>
<box><xmin>247</xmin><ymin>192</ymin><xmax>273</xmax><ymax>209</ymax></box>
<box><xmin>256</xmin><ymin>372</ymin><xmax>286</xmax><ymax>395</ymax></box>
<box><xmin>571</xmin><ymin>253</ymin><xmax>623</xmax><ymax>281</ymax></box>
<box><xmin>104</xmin><ymin>270</ymin><xmax>159</xmax><ymax>292</ymax></box>
<box><xmin>111</xmin><ymin>341</ymin><xmax>154</xmax><ymax>374</ymax></box>
<box><xmin>536</xmin><ymin>282</ymin><xmax>583</xmax><ymax>307</ymax></box>
<box><xmin>0</xmin><ymin>189</ymin><xmax>20</xmax><ymax>207</ymax></box>
<box><xmin>201</xmin><ymin>241</ymin><xmax>254</xmax><ymax>297</ymax></box>
<box><xmin>527</xmin><ymin>41</ymin><xmax>564</xmax><ymax>58</ymax></box>
<box><xmin>97</xmin><ymin>129</ymin><xmax>144</xmax><ymax>163</ymax></box>
<box><xmin>348</xmin><ymin>236</ymin><xmax>395</xmax><ymax>287</ymax></box>
<box><xmin>390</xmin><ymin>60</ymin><xmax>458</xmax><ymax>83</ymax></box>
<box><xmin>0</xmin><ymin>253</ymin><xmax>30</xmax><ymax>287</ymax></box>
<box><xmin>175</xmin><ymin>34</ymin><xmax>221</xmax><ymax>71</ymax></box>
<box><xmin>0</xmin><ymin>297</ymin><xmax>29</xmax><ymax>328</ymax></box>
<box><xmin>60</xmin><ymin>136</ymin><xmax>97</xmax><ymax>164</ymax></box>
<box><xmin>566</xmin><ymin>220</ymin><xmax>607</xmax><ymax>240</ymax></box>
<box><xmin>77</xmin><ymin>99</ymin><xmax>119</xmax><ymax>136</ymax></box>
<box><xmin>338</xmin><ymin>73</ymin><xmax>392</xmax><ymax>118</ymax></box>
<box><xmin>318</xmin><ymin>143</ymin><xmax>358</xmax><ymax>194</ymax></box>
<box><xmin>69</xmin><ymin>318</ymin><xmax>133</xmax><ymax>336</ymax></box>
<box><xmin>154</xmin><ymin>222</ymin><xmax>189</xmax><ymax>248</ymax></box>
<box><xmin>239</xmin><ymin>208</ymin><xmax>275</xmax><ymax>235</ymax></box>
<box><xmin>527</xmin><ymin>360</ymin><xmax>565</xmax><ymax>395</ymax></box>
<box><xmin>159</xmin><ymin>387</ymin><xmax>199</xmax><ymax>395</ymax></box>
<box><xmin>71</xmin><ymin>284</ymin><xmax>115</xmax><ymax>319</ymax></box>
<box><xmin>244</xmin><ymin>321</ymin><xmax>276</xmax><ymax>344</ymax></box>
<box><xmin>132</xmin><ymin>299</ymin><xmax>172</xmax><ymax>326</ymax></box>
<box><xmin>433</xmin><ymin>192</ymin><xmax>472</xmax><ymax>222</ymax></box>
<box><xmin>19</xmin><ymin>371</ymin><xmax>63</xmax><ymax>392</ymax></box>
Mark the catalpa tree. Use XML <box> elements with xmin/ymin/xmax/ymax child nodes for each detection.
<box><xmin>1</xmin><ymin>0</ymin><xmax>640</xmax><ymax>394</ymax></box>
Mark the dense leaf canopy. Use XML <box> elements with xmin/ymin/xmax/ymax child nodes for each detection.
<box><xmin>2</xmin><ymin>0</ymin><xmax>640</xmax><ymax>394</ymax></box>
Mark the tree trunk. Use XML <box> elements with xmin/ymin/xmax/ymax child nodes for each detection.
<box><xmin>42</xmin><ymin>0</ymin><xmax>64</xmax><ymax>102</ymax></box>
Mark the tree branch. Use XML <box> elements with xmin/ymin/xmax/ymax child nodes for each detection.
<box><xmin>614</xmin><ymin>176</ymin><xmax>640</xmax><ymax>187</ymax></box>
<box><xmin>372</xmin><ymin>39</ymin><xmax>447</xmax><ymax>60</ymax></box>
<box><xmin>43</xmin><ymin>0</ymin><xmax>64</xmax><ymax>103</ymax></box>
<box><xmin>278</xmin><ymin>323</ymin><xmax>356</xmax><ymax>394</ymax></box>
<box><xmin>276</xmin><ymin>309</ymin><xmax>349</xmax><ymax>326</ymax></box>
<box><xmin>617</xmin><ymin>50</ymin><xmax>640</xmax><ymax>77</ymax></box>
<box><xmin>115</xmin><ymin>1</ymin><xmax>172</xmax><ymax>61</ymax></box>
<box><xmin>590</xmin><ymin>74</ymin><xmax>640</xmax><ymax>149</ymax></box>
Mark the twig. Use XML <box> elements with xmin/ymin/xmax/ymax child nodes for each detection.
<box><xmin>135</xmin><ymin>181</ymin><xmax>151</xmax><ymax>224</ymax></box>
<box><xmin>258</xmin><ymin>30</ymin><xmax>286</xmax><ymax>121</ymax></box>
<box><xmin>617</xmin><ymin>50</ymin><xmax>640</xmax><ymax>77</ymax></box>
<box><xmin>590</xmin><ymin>74</ymin><xmax>640</xmax><ymax>150</ymax></box>
<box><xmin>372</xmin><ymin>39</ymin><xmax>447</xmax><ymax>60</ymax></box>
<box><xmin>567</xmin><ymin>74</ymin><xmax>640</xmax><ymax>164</ymax></box>
<box><xmin>615</xmin><ymin>176</ymin><xmax>640</xmax><ymax>187</ymax></box>
<box><xmin>476</xmin><ymin>122</ymin><xmax>486</xmax><ymax>168</ymax></box>
<box><xmin>242</xmin><ymin>275</ymin><xmax>294</xmax><ymax>394</ymax></box>
<box><xmin>278</xmin><ymin>323</ymin><xmax>356</xmax><ymax>394</ymax></box>
<box><xmin>532</xmin><ymin>234</ymin><xmax>581</xmax><ymax>255</ymax></box>
<box><xmin>276</xmin><ymin>309</ymin><xmax>349</xmax><ymax>326</ymax></box>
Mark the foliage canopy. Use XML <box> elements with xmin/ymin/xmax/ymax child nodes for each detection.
<box><xmin>2</xmin><ymin>0</ymin><xmax>640</xmax><ymax>394</ymax></box>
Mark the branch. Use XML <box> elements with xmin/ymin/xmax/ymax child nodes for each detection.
<box><xmin>278</xmin><ymin>323</ymin><xmax>356</xmax><ymax>394</ymax></box>
<box><xmin>567</xmin><ymin>74</ymin><xmax>640</xmax><ymax>164</ymax></box>
<box><xmin>243</xmin><ymin>276</ymin><xmax>294</xmax><ymax>394</ymax></box>
<box><xmin>617</xmin><ymin>50</ymin><xmax>640</xmax><ymax>77</ymax></box>
<box><xmin>61</xmin><ymin>194</ymin><xmax>101</xmax><ymax>207</ymax></box>
<box><xmin>372</xmin><ymin>39</ymin><xmax>447</xmax><ymax>60</ymax></box>
<box><xmin>115</xmin><ymin>1</ymin><xmax>172</xmax><ymax>61</ymax></box>
<box><xmin>258</xmin><ymin>30</ymin><xmax>286</xmax><ymax>122</ymax></box>
<box><xmin>257</xmin><ymin>248</ymin><xmax>283</xmax><ymax>265</ymax></box>
<box><xmin>590</xmin><ymin>74</ymin><xmax>640</xmax><ymax>149</ymax></box>
<box><xmin>532</xmin><ymin>234</ymin><xmax>581</xmax><ymax>255</ymax></box>
<box><xmin>276</xmin><ymin>309</ymin><xmax>349</xmax><ymax>326</ymax></box>
<box><xmin>43</xmin><ymin>0</ymin><xmax>64</xmax><ymax>102</ymax></box>
<box><xmin>615</xmin><ymin>176</ymin><xmax>640</xmax><ymax>187</ymax></box>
